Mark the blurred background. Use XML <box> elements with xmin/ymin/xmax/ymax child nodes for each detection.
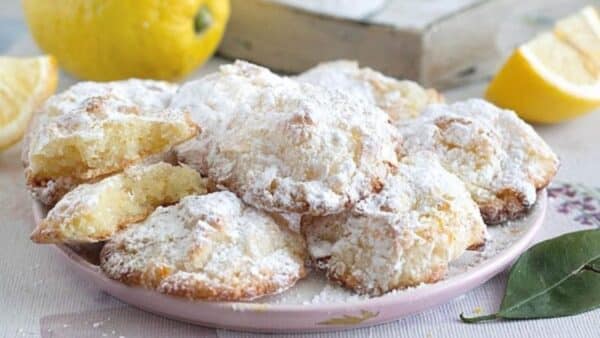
<box><xmin>1</xmin><ymin>0</ymin><xmax>599</xmax><ymax>201</ymax></box>
<box><xmin>1</xmin><ymin>0</ymin><xmax>595</xmax><ymax>89</ymax></box>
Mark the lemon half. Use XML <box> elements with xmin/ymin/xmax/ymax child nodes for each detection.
<box><xmin>486</xmin><ymin>7</ymin><xmax>600</xmax><ymax>123</ymax></box>
<box><xmin>0</xmin><ymin>56</ymin><xmax>58</xmax><ymax>151</ymax></box>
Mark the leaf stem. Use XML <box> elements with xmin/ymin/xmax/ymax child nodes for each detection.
<box><xmin>194</xmin><ymin>6</ymin><xmax>212</xmax><ymax>34</ymax></box>
<box><xmin>459</xmin><ymin>312</ymin><xmax>499</xmax><ymax>323</ymax></box>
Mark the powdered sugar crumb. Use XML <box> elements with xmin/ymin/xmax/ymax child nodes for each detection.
<box><xmin>305</xmin><ymin>284</ymin><xmax>368</xmax><ymax>304</ymax></box>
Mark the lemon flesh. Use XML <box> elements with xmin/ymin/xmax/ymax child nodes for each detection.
<box><xmin>22</xmin><ymin>0</ymin><xmax>230</xmax><ymax>81</ymax></box>
<box><xmin>0</xmin><ymin>56</ymin><xmax>58</xmax><ymax>151</ymax></box>
<box><xmin>486</xmin><ymin>6</ymin><xmax>600</xmax><ymax>123</ymax></box>
<box><xmin>555</xmin><ymin>6</ymin><xmax>600</xmax><ymax>72</ymax></box>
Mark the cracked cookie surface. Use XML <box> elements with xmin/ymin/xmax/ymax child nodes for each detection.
<box><xmin>23</xmin><ymin>79</ymin><xmax>197</xmax><ymax>205</ymax></box>
<box><xmin>297</xmin><ymin>60</ymin><xmax>443</xmax><ymax>122</ymax></box>
<box><xmin>173</xmin><ymin>61</ymin><xmax>398</xmax><ymax>216</ymax></box>
<box><xmin>101</xmin><ymin>192</ymin><xmax>308</xmax><ymax>301</ymax></box>
<box><xmin>397</xmin><ymin>99</ymin><xmax>559</xmax><ymax>223</ymax></box>
<box><xmin>31</xmin><ymin>162</ymin><xmax>206</xmax><ymax>244</ymax></box>
<box><xmin>302</xmin><ymin>153</ymin><xmax>486</xmax><ymax>295</ymax></box>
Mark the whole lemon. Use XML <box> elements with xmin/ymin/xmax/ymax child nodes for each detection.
<box><xmin>22</xmin><ymin>0</ymin><xmax>230</xmax><ymax>81</ymax></box>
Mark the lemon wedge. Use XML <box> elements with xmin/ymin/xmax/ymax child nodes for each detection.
<box><xmin>486</xmin><ymin>6</ymin><xmax>600</xmax><ymax>123</ymax></box>
<box><xmin>0</xmin><ymin>55</ymin><xmax>58</xmax><ymax>150</ymax></box>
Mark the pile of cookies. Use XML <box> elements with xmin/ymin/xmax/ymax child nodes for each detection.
<box><xmin>26</xmin><ymin>60</ymin><xmax>558</xmax><ymax>300</ymax></box>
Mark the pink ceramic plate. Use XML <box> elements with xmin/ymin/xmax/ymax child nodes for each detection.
<box><xmin>32</xmin><ymin>190</ymin><xmax>547</xmax><ymax>333</ymax></box>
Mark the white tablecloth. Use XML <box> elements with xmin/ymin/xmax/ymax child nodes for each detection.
<box><xmin>1</xmin><ymin>2</ymin><xmax>599</xmax><ymax>337</ymax></box>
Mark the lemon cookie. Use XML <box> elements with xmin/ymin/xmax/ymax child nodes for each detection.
<box><xmin>23</xmin><ymin>79</ymin><xmax>198</xmax><ymax>205</ymax></box>
<box><xmin>172</xmin><ymin>61</ymin><xmax>398</xmax><ymax>215</ymax></box>
<box><xmin>297</xmin><ymin>60</ymin><xmax>443</xmax><ymax>122</ymax></box>
<box><xmin>31</xmin><ymin>162</ymin><xmax>206</xmax><ymax>244</ymax></box>
<box><xmin>100</xmin><ymin>192</ymin><xmax>308</xmax><ymax>301</ymax></box>
<box><xmin>397</xmin><ymin>99</ymin><xmax>559</xmax><ymax>223</ymax></box>
<box><xmin>302</xmin><ymin>153</ymin><xmax>486</xmax><ymax>295</ymax></box>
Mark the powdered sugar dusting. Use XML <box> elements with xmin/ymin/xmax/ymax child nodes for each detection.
<box><xmin>26</xmin><ymin>61</ymin><xmax>556</xmax><ymax>307</ymax></box>
<box><xmin>100</xmin><ymin>191</ymin><xmax>308</xmax><ymax>301</ymax></box>
<box><xmin>302</xmin><ymin>153</ymin><xmax>486</xmax><ymax>295</ymax></box>
<box><xmin>44</xmin><ymin>79</ymin><xmax>177</xmax><ymax>117</ymax></box>
<box><xmin>297</xmin><ymin>60</ymin><xmax>443</xmax><ymax>122</ymax></box>
<box><xmin>23</xmin><ymin>79</ymin><xmax>197</xmax><ymax>204</ymax></box>
<box><xmin>397</xmin><ymin>99</ymin><xmax>558</xmax><ymax>223</ymax></box>
<box><xmin>31</xmin><ymin>162</ymin><xmax>205</xmax><ymax>244</ymax></box>
<box><xmin>29</xmin><ymin>79</ymin><xmax>180</xmax><ymax>160</ymax></box>
<box><xmin>261</xmin><ymin>192</ymin><xmax>544</xmax><ymax>305</ymax></box>
<box><xmin>172</xmin><ymin>60</ymin><xmax>399</xmax><ymax>216</ymax></box>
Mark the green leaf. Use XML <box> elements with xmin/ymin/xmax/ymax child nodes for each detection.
<box><xmin>461</xmin><ymin>229</ymin><xmax>600</xmax><ymax>323</ymax></box>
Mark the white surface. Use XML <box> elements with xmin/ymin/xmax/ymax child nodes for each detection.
<box><xmin>1</xmin><ymin>2</ymin><xmax>599</xmax><ymax>337</ymax></box>
<box><xmin>270</xmin><ymin>0</ymin><xmax>388</xmax><ymax>20</ymax></box>
<box><xmin>370</xmin><ymin>0</ymin><xmax>482</xmax><ymax>29</ymax></box>
<box><xmin>270</xmin><ymin>0</ymin><xmax>483</xmax><ymax>29</ymax></box>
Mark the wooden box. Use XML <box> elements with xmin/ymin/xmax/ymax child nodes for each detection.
<box><xmin>218</xmin><ymin>0</ymin><xmax>592</xmax><ymax>88</ymax></box>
